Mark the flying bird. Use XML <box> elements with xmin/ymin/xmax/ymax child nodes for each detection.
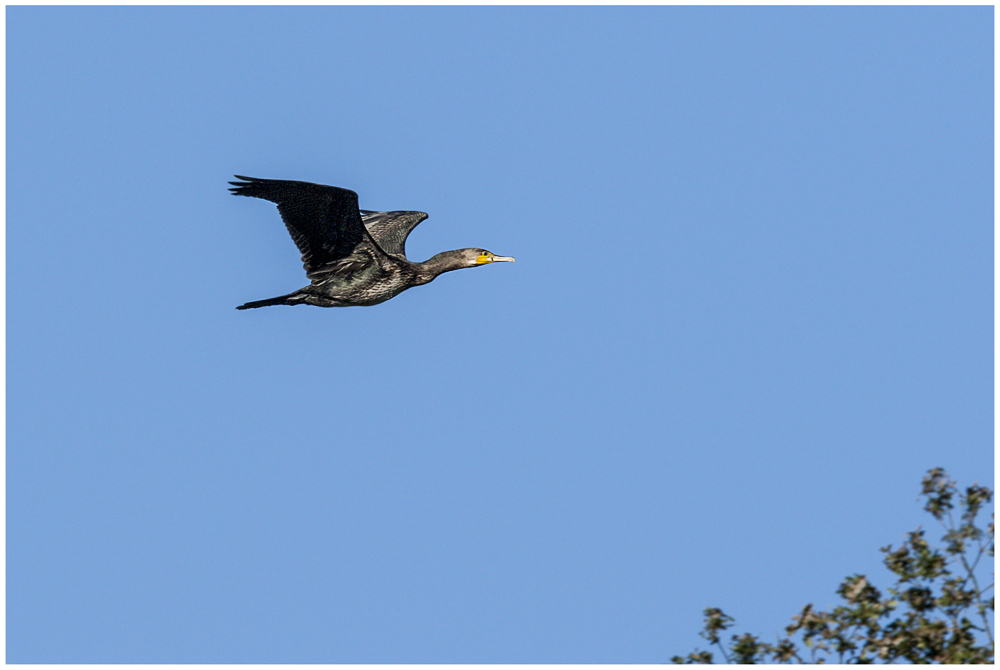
<box><xmin>230</xmin><ymin>176</ymin><xmax>514</xmax><ymax>309</ymax></box>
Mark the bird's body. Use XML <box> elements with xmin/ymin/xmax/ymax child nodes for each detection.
<box><xmin>230</xmin><ymin>176</ymin><xmax>513</xmax><ymax>309</ymax></box>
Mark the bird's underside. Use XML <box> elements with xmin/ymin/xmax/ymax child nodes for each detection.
<box><xmin>230</xmin><ymin>176</ymin><xmax>513</xmax><ymax>309</ymax></box>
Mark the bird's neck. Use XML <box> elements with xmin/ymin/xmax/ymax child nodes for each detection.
<box><xmin>413</xmin><ymin>251</ymin><xmax>468</xmax><ymax>282</ymax></box>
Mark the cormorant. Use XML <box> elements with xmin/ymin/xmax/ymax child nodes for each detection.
<box><xmin>230</xmin><ymin>176</ymin><xmax>514</xmax><ymax>309</ymax></box>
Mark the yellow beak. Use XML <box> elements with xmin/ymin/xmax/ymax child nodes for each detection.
<box><xmin>476</xmin><ymin>253</ymin><xmax>516</xmax><ymax>265</ymax></box>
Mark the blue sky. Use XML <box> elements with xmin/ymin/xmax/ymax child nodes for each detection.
<box><xmin>7</xmin><ymin>6</ymin><xmax>993</xmax><ymax>663</ymax></box>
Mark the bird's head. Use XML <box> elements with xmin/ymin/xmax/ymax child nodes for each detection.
<box><xmin>469</xmin><ymin>249</ymin><xmax>516</xmax><ymax>267</ymax></box>
<box><xmin>419</xmin><ymin>248</ymin><xmax>516</xmax><ymax>279</ymax></box>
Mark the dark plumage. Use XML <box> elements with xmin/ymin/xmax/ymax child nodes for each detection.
<box><xmin>230</xmin><ymin>176</ymin><xmax>514</xmax><ymax>309</ymax></box>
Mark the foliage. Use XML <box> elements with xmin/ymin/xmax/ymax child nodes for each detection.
<box><xmin>672</xmin><ymin>468</ymin><xmax>994</xmax><ymax>664</ymax></box>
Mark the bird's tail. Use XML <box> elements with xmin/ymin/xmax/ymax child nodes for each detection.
<box><xmin>236</xmin><ymin>292</ymin><xmax>302</xmax><ymax>310</ymax></box>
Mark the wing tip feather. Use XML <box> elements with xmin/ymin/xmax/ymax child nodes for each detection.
<box><xmin>229</xmin><ymin>175</ymin><xmax>258</xmax><ymax>195</ymax></box>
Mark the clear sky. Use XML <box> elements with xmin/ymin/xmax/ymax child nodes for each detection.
<box><xmin>7</xmin><ymin>6</ymin><xmax>993</xmax><ymax>663</ymax></box>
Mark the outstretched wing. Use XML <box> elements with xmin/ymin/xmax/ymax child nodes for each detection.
<box><xmin>361</xmin><ymin>210</ymin><xmax>429</xmax><ymax>259</ymax></box>
<box><xmin>230</xmin><ymin>176</ymin><xmax>375</xmax><ymax>272</ymax></box>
